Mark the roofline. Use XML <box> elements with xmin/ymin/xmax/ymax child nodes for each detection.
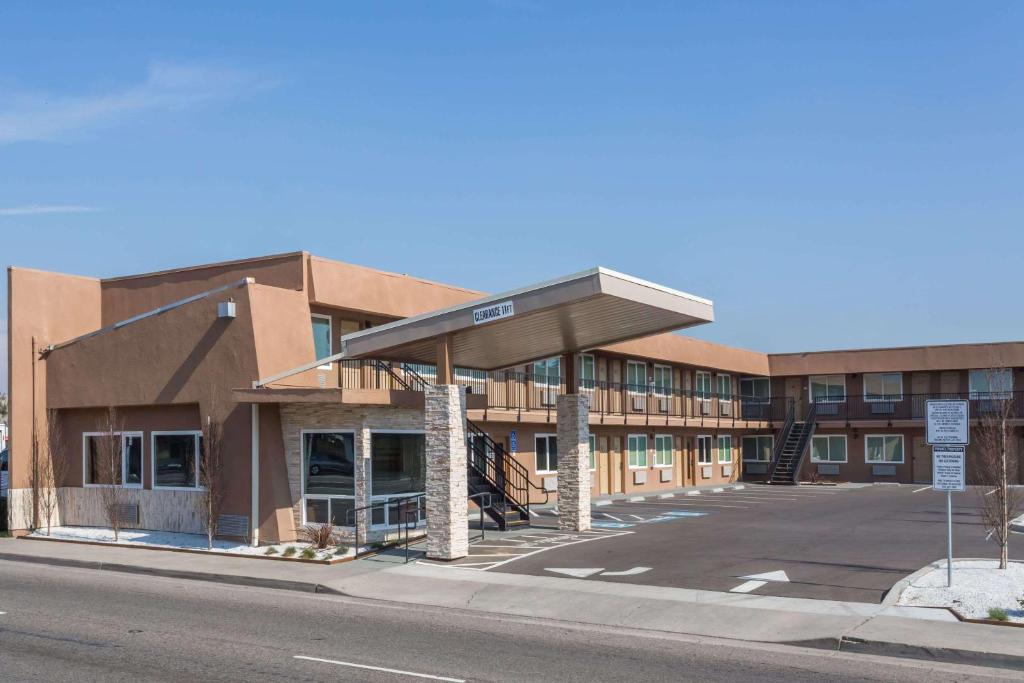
<box><xmin>767</xmin><ymin>338</ymin><xmax>1024</xmax><ymax>359</ymax></box>
<box><xmin>308</xmin><ymin>254</ymin><xmax>483</xmax><ymax>297</ymax></box>
<box><xmin>100</xmin><ymin>251</ymin><xmax>306</xmax><ymax>283</ymax></box>
<box><xmin>42</xmin><ymin>277</ymin><xmax>254</xmax><ymax>354</ymax></box>
<box><xmin>7</xmin><ymin>265</ymin><xmax>99</xmax><ymax>283</ymax></box>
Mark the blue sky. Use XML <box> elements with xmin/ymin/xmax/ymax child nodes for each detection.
<box><xmin>2</xmin><ymin>2</ymin><xmax>1022</xmax><ymax>392</ymax></box>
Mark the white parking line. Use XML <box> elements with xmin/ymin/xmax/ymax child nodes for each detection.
<box><xmin>730</xmin><ymin>580</ymin><xmax>766</xmax><ymax>594</ymax></box>
<box><xmin>629</xmin><ymin>496</ymin><xmax>645</xmax><ymax>502</ymax></box>
<box><xmin>912</xmin><ymin>486</ymin><xmax>931</xmax><ymax>493</ymax></box>
<box><xmin>294</xmin><ymin>655</ymin><xmax>465</xmax><ymax>682</ymax></box>
<box><xmin>594</xmin><ymin>499</ymin><xmax>612</xmax><ymax>507</ymax></box>
<box><xmin>658</xmin><ymin>493</ymin><xmax>675</xmax><ymax>499</ymax></box>
<box><xmin>601</xmin><ymin>513</ymin><xmax>623</xmax><ymax>521</ymax></box>
<box><xmin>623</xmin><ymin>500</ymin><xmax>753</xmax><ymax>509</ymax></box>
<box><xmin>628</xmin><ymin>514</ymin><xmax>644</xmax><ymax>520</ymax></box>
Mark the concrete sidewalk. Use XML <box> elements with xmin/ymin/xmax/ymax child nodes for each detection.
<box><xmin>2</xmin><ymin>536</ymin><xmax>1022</xmax><ymax>672</ymax></box>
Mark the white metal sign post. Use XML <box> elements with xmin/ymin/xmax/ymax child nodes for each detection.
<box><xmin>926</xmin><ymin>399</ymin><xmax>969</xmax><ymax>588</ymax></box>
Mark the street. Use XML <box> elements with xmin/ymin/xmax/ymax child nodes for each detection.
<box><xmin>0</xmin><ymin>560</ymin><xmax>1015</xmax><ymax>682</ymax></box>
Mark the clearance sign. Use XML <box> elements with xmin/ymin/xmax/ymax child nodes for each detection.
<box><xmin>473</xmin><ymin>300</ymin><xmax>515</xmax><ymax>325</ymax></box>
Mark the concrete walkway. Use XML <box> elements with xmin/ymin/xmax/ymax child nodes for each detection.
<box><xmin>3</xmin><ymin>536</ymin><xmax>1023</xmax><ymax>671</ymax></box>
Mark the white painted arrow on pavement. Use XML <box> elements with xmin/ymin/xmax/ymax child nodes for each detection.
<box><xmin>545</xmin><ymin>567</ymin><xmax>604</xmax><ymax>578</ymax></box>
<box><xmin>601</xmin><ymin>567</ymin><xmax>651</xmax><ymax>576</ymax></box>
<box><xmin>739</xmin><ymin>570</ymin><xmax>790</xmax><ymax>583</ymax></box>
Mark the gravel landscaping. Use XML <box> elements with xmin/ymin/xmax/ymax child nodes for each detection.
<box><xmin>898</xmin><ymin>559</ymin><xmax>1024</xmax><ymax>623</ymax></box>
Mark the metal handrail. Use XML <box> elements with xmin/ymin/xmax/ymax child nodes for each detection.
<box><xmin>347</xmin><ymin>493</ymin><xmax>426</xmax><ymax>563</ymax></box>
<box><xmin>766</xmin><ymin>400</ymin><xmax>796</xmax><ymax>482</ymax></box>
<box><xmin>467</xmin><ymin>419</ymin><xmax>548</xmax><ymax>515</ymax></box>
<box><xmin>788</xmin><ymin>403</ymin><xmax>818</xmax><ymax>483</ymax></box>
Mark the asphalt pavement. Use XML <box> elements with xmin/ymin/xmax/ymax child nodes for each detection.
<box><xmin>0</xmin><ymin>560</ymin><xmax>1016</xmax><ymax>682</ymax></box>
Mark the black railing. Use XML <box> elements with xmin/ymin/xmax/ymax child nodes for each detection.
<box><xmin>790</xmin><ymin>403</ymin><xmax>817</xmax><ymax>482</ymax></box>
<box><xmin>467</xmin><ymin>419</ymin><xmax>546</xmax><ymax>513</ymax></box>
<box><xmin>766</xmin><ymin>400</ymin><xmax>796</xmax><ymax>482</ymax></box>
<box><xmin>347</xmin><ymin>494</ymin><xmax>426</xmax><ymax>563</ymax></box>
<box><xmin>810</xmin><ymin>391</ymin><xmax>1024</xmax><ymax>423</ymax></box>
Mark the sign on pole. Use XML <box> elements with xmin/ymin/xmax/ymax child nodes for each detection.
<box><xmin>925</xmin><ymin>399</ymin><xmax>970</xmax><ymax>445</ymax></box>
<box><xmin>932</xmin><ymin>445</ymin><xmax>966</xmax><ymax>492</ymax></box>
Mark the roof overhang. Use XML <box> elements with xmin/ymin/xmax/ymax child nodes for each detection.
<box><xmin>337</xmin><ymin>267</ymin><xmax>714</xmax><ymax>371</ymax></box>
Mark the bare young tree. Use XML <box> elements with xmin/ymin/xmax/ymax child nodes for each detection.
<box><xmin>200</xmin><ymin>415</ymin><xmax>227</xmax><ymax>550</ymax></box>
<box><xmin>974</xmin><ymin>382</ymin><xmax>1022</xmax><ymax>570</ymax></box>
<box><xmin>96</xmin><ymin>407</ymin><xmax>128</xmax><ymax>542</ymax></box>
<box><xmin>35</xmin><ymin>410</ymin><xmax>68</xmax><ymax>535</ymax></box>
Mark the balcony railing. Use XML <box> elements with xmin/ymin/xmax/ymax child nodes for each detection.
<box><xmin>810</xmin><ymin>391</ymin><xmax>1024</xmax><ymax>422</ymax></box>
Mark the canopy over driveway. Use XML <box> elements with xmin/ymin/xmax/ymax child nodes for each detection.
<box><xmin>338</xmin><ymin>267</ymin><xmax>714</xmax><ymax>372</ymax></box>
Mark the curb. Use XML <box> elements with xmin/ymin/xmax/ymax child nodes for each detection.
<box><xmin>835</xmin><ymin>635</ymin><xmax>1024</xmax><ymax>672</ymax></box>
<box><xmin>0</xmin><ymin>551</ymin><xmax>346</xmax><ymax>596</ymax></box>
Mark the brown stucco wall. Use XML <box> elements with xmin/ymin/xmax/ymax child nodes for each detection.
<box><xmin>600</xmin><ymin>334</ymin><xmax>769</xmax><ymax>376</ymax></box>
<box><xmin>769</xmin><ymin>341</ymin><xmax>1024</xmax><ymax>377</ymax></box>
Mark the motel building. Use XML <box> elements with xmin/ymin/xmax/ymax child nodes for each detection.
<box><xmin>5</xmin><ymin>252</ymin><xmax>1023</xmax><ymax>555</ymax></box>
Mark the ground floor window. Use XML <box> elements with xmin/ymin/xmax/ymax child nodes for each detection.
<box><xmin>536</xmin><ymin>434</ymin><xmax>557</xmax><ymax>474</ymax></box>
<box><xmin>696</xmin><ymin>435</ymin><xmax>712</xmax><ymax>464</ymax></box>
<box><xmin>741</xmin><ymin>435</ymin><xmax>774</xmax><ymax>462</ymax></box>
<box><xmin>370</xmin><ymin>432</ymin><xmax>426</xmax><ymax>526</ymax></box>
<box><xmin>152</xmin><ymin>431</ymin><xmax>202</xmax><ymax>489</ymax></box>
<box><xmin>865</xmin><ymin>434</ymin><xmax>904</xmax><ymax>464</ymax></box>
<box><xmin>810</xmin><ymin>435</ymin><xmax>847</xmax><ymax>463</ymax></box>
<box><xmin>717</xmin><ymin>435</ymin><xmax>732</xmax><ymax>464</ymax></box>
<box><xmin>654</xmin><ymin>434</ymin><xmax>673</xmax><ymax>467</ymax></box>
<box><xmin>83</xmin><ymin>432</ymin><xmax>143</xmax><ymax>487</ymax></box>
<box><xmin>627</xmin><ymin>434</ymin><xmax>648</xmax><ymax>469</ymax></box>
<box><xmin>303</xmin><ymin>431</ymin><xmax>355</xmax><ymax>526</ymax></box>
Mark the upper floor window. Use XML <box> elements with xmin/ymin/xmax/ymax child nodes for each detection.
<box><xmin>969</xmin><ymin>368</ymin><xmax>1013</xmax><ymax>399</ymax></box>
<box><xmin>717</xmin><ymin>374</ymin><xmax>732</xmax><ymax>402</ymax></box>
<box><xmin>695</xmin><ymin>371</ymin><xmax>712</xmax><ymax>400</ymax></box>
<box><xmin>810</xmin><ymin>375</ymin><xmax>846</xmax><ymax>403</ymax></box>
<box><xmin>740</xmin><ymin>377</ymin><xmax>770</xmax><ymax>403</ymax></box>
<box><xmin>627</xmin><ymin>360</ymin><xmax>647</xmax><ymax>394</ymax></box>
<box><xmin>580</xmin><ymin>354</ymin><xmax>596</xmax><ymax>391</ymax></box>
<box><xmin>454</xmin><ymin>368</ymin><xmax>487</xmax><ymax>394</ymax></box>
<box><xmin>533</xmin><ymin>357</ymin><xmax>561</xmax><ymax>388</ymax></box>
<box><xmin>653</xmin><ymin>365</ymin><xmax>672</xmax><ymax>396</ymax></box>
<box><xmin>311</xmin><ymin>314</ymin><xmax>332</xmax><ymax>368</ymax></box>
<box><xmin>864</xmin><ymin>372</ymin><xmax>903</xmax><ymax>402</ymax></box>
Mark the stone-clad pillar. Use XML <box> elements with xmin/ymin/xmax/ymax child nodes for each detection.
<box><xmin>355</xmin><ymin>426</ymin><xmax>372</xmax><ymax>540</ymax></box>
<box><xmin>426</xmin><ymin>384</ymin><xmax>469</xmax><ymax>560</ymax></box>
<box><xmin>557</xmin><ymin>393</ymin><xmax>591</xmax><ymax>532</ymax></box>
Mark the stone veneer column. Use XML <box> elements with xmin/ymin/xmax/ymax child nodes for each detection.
<box><xmin>355</xmin><ymin>425</ymin><xmax>372</xmax><ymax>539</ymax></box>
<box><xmin>425</xmin><ymin>384</ymin><xmax>469</xmax><ymax>560</ymax></box>
<box><xmin>557</xmin><ymin>393</ymin><xmax>591</xmax><ymax>532</ymax></box>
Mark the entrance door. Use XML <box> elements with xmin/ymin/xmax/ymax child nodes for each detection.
<box><xmin>610</xmin><ymin>436</ymin><xmax>623</xmax><ymax>493</ymax></box>
<box><xmin>912</xmin><ymin>437</ymin><xmax>932</xmax><ymax>484</ymax></box>
<box><xmin>785</xmin><ymin>377</ymin><xmax>804</xmax><ymax>416</ymax></box>
<box><xmin>598</xmin><ymin>436</ymin><xmax>610</xmax><ymax>495</ymax></box>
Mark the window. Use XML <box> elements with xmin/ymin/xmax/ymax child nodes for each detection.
<box><xmin>454</xmin><ymin>368</ymin><xmax>487</xmax><ymax>394</ymax></box>
<box><xmin>303</xmin><ymin>431</ymin><xmax>356</xmax><ymax>526</ymax></box>
<box><xmin>311</xmin><ymin>314</ymin><xmax>332</xmax><ymax>369</ymax></box>
<box><xmin>370</xmin><ymin>432</ymin><xmax>426</xmax><ymax>526</ymax></box>
<box><xmin>717</xmin><ymin>374</ymin><xmax>732</xmax><ymax>402</ymax></box>
<box><xmin>810</xmin><ymin>435</ymin><xmax>847</xmax><ymax>463</ymax></box>
<box><xmin>740</xmin><ymin>377</ymin><xmax>771</xmax><ymax>402</ymax></box>
<box><xmin>654</xmin><ymin>435</ymin><xmax>673</xmax><ymax>467</ymax></box>
<box><xmin>864</xmin><ymin>373</ymin><xmax>903</xmax><ymax>401</ymax></box>
<box><xmin>589</xmin><ymin>434</ymin><xmax>596</xmax><ymax>471</ymax></box>
<box><xmin>866</xmin><ymin>435</ymin><xmax>904</xmax><ymax>464</ymax></box>
<box><xmin>741</xmin><ymin>435</ymin><xmax>774</xmax><ymax>462</ymax></box>
<box><xmin>969</xmin><ymin>369</ymin><xmax>1013</xmax><ymax>399</ymax></box>
<box><xmin>653</xmin><ymin>365</ymin><xmax>673</xmax><ymax>396</ymax></box>
<box><xmin>627</xmin><ymin>361</ymin><xmax>647</xmax><ymax>394</ymax></box>
<box><xmin>83</xmin><ymin>432</ymin><xmax>143</xmax><ymax>487</ymax></box>
<box><xmin>533</xmin><ymin>358</ymin><xmax>560</xmax><ymax>387</ymax></box>
<box><xmin>717</xmin><ymin>435</ymin><xmax>732</xmax><ymax>464</ymax></box>
<box><xmin>580</xmin><ymin>354</ymin><xmax>596</xmax><ymax>391</ymax></box>
<box><xmin>152</xmin><ymin>431</ymin><xmax>202</xmax><ymax>489</ymax></box>
<box><xmin>627</xmin><ymin>434</ymin><xmax>648</xmax><ymax>468</ymax></box>
<box><xmin>810</xmin><ymin>375</ymin><xmax>846</xmax><ymax>403</ymax></box>
<box><xmin>696</xmin><ymin>435</ymin><xmax>712</xmax><ymax>464</ymax></box>
<box><xmin>535</xmin><ymin>434</ymin><xmax>557</xmax><ymax>474</ymax></box>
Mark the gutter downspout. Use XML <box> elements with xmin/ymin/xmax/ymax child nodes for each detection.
<box><xmin>250</xmin><ymin>400</ymin><xmax>260</xmax><ymax>547</ymax></box>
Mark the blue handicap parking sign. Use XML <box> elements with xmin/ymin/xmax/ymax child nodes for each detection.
<box><xmin>510</xmin><ymin>430</ymin><xmax>518</xmax><ymax>452</ymax></box>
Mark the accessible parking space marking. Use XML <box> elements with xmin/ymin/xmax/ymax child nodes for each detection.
<box><xmin>294</xmin><ymin>655</ymin><xmax>465</xmax><ymax>682</ymax></box>
<box><xmin>419</xmin><ymin>528</ymin><xmax>634</xmax><ymax>572</ymax></box>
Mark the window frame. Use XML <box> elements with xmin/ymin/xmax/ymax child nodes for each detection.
<box><xmin>696</xmin><ymin>434</ymin><xmax>713</xmax><ymax>465</ymax></box>
<box><xmin>863</xmin><ymin>372</ymin><xmax>903</xmax><ymax>402</ymax></box>
<box><xmin>579</xmin><ymin>354</ymin><xmax>596</xmax><ymax>392</ymax></box>
<box><xmin>533</xmin><ymin>358</ymin><xmax>561</xmax><ymax>389</ymax></box>
<box><xmin>969</xmin><ymin>368</ymin><xmax>1014</xmax><ymax>399</ymax></box>
<box><xmin>535</xmin><ymin>433</ymin><xmax>558</xmax><ymax>475</ymax></box>
<box><xmin>626</xmin><ymin>360</ymin><xmax>648</xmax><ymax>395</ymax></box>
<box><xmin>82</xmin><ymin>431</ymin><xmax>145</xmax><ymax>489</ymax></box>
<box><xmin>717</xmin><ymin>435</ymin><xmax>732</xmax><ymax>464</ymax></box>
<box><xmin>717</xmin><ymin>374</ymin><xmax>732</xmax><ymax>404</ymax></box>
<box><xmin>809</xmin><ymin>374</ymin><xmax>847</xmax><ymax>403</ymax></box>
<box><xmin>653</xmin><ymin>434</ymin><xmax>673</xmax><ymax>468</ymax></box>
<box><xmin>695</xmin><ymin>371</ymin><xmax>712</xmax><ymax>401</ymax></box>
<box><xmin>300</xmin><ymin>428</ymin><xmax>358</xmax><ymax>526</ymax></box>
<box><xmin>368</xmin><ymin>429</ymin><xmax>427</xmax><ymax>529</ymax></box>
<box><xmin>864</xmin><ymin>434</ymin><xmax>905</xmax><ymax>464</ymax></box>
<box><xmin>311</xmin><ymin>313</ymin><xmax>333</xmax><ymax>370</ymax></box>
<box><xmin>739</xmin><ymin>377</ymin><xmax>771</xmax><ymax>403</ymax></box>
<box><xmin>653</xmin><ymin>364</ymin><xmax>673</xmax><ymax>397</ymax></box>
<box><xmin>810</xmin><ymin>434</ymin><xmax>848</xmax><ymax>463</ymax></box>
<box><xmin>627</xmin><ymin>433</ymin><xmax>648</xmax><ymax>469</ymax></box>
<box><xmin>151</xmin><ymin>430</ymin><xmax>203</xmax><ymax>491</ymax></box>
<box><xmin>741</xmin><ymin>435</ymin><xmax>774</xmax><ymax>462</ymax></box>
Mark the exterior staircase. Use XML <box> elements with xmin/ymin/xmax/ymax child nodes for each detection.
<box><xmin>466</xmin><ymin>420</ymin><xmax>534</xmax><ymax>530</ymax></box>
<box><xmin>768</xmin><ymin>403</ymin><xmax>817</xmax><ymax>485</ymax></box>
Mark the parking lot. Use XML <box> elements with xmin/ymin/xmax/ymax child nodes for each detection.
<box><xmin>481</xmin><ymin>483</ymin><xmax>1021</xmax><ymax>603</ymax></box>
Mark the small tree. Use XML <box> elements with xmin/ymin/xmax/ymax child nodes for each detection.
<box><xmin>200</xmin><ymin>415</ymin><xmax>227</xmax><ymax>550</ymax></box>
<box><xmin>36</xmin><ymin>410</ymin><xmax>68</xmax><ymax>535</ymax></box>
<box><xmin>96</xmin><ymin>408</ymin><xmax>128</xmax><ymax>542</ymax></box>
<box><xmin>974</xmin><ymin>383</ymin><xmax>1022</xmax><ymax>570</ymax></box>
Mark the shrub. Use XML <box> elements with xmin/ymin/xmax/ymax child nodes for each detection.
<box><xmin>298</xmin><ymin>523</ymin><xmax>336</xmax><ymax>549</ymax></box>
<box><xmin>988</xmin><ymin>607</ymin><xmax>1009</xmax><ymax>622</ymax></box>
<box><xmin>281</xmin><ymin>546</ymin><xmax>297</xmax><ymax>557</ymax></box>
<box><xmin>264</xmin><ymin>547</ymin><xmax>279</xmax><ymax>556</ymax></box>
<box><xmin>333</xmin><ymin>546</ymin><xmax>349</xmax><ymax>557</ymax></box>
<box><xmin>299</xmin><ymin>547</ymin><xmax>317</xmax><ymax>560</ymax></box>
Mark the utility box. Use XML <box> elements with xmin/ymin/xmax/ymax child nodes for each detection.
<box><xmin>218</xmin><ymin>301</ymin><xmax>237</xmax><ymax>319</ymax></box>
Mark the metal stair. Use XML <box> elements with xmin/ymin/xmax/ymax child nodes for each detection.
<box><xmin>768</xmin><ymin>403</ymin><xmax>817</xmax><ymax>485</ymax></box>
<box><xmin>466</xmin><ymin>420</ymin><xmax>535</xmax><ymax>530</ymax></box>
